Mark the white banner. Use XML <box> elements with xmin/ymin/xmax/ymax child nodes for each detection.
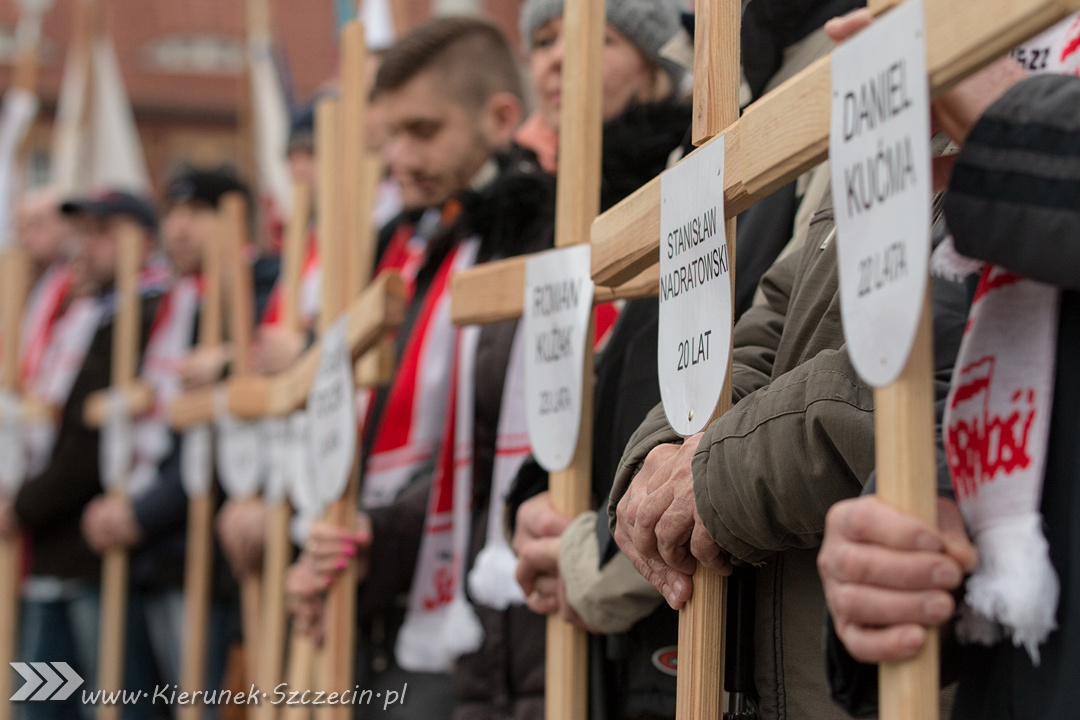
<box><xmin>214</xmin><ymin>389</ymin><xmax>263</xmax><ymax>499</ymax></box>
<box><xmin>180</xmin><ymin>424</ymin><xmax>213</xmax><ymax>498</ymax></box>
<box><xmin>658</xmin><ymin>136</ymin><xmax>732</xmax><ymax>437</ymax></box>
<box><xmin>829</xmin><ymin>0</ymin><xmax>932</xmax><ymax>387</ymax></box>
<box><xmin>522</xmin><ymin>245</ymin><xmax>593</xmax><ymax>472</ymax></box>
<box><xmin>307</xmin><ymin>316</ymin><xmax>356</xmax><ymax>506</ymax></box>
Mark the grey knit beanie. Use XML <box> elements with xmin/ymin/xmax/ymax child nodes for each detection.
<box><xmin>519</xmin><ymin>0</ymin><xmax>687</xmax><ymax>86</ymax></box>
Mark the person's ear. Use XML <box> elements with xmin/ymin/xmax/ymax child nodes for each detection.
<box><xmin>480</xmin><ymin>91</ymin><xmax>524</xmax><ymax>149</ymax></box>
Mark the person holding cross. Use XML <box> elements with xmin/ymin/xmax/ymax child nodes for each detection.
<box><xmin>79</xmin><ymin>168</ymin><xmax>248</xmax><ymax>701</ymax></box>
<box><xmin>818</xmin><ymin>9</ymin><xmax>1080</xmax><ymax>720</ymax></box>
<box><xmin>604</xmin><ymin>22</ymin><xmax>985</xmax><ymax>713</ymax></box>
<box><xmin>0</xmin><ymin>189</ymin><xmax>164</xmax><ymax>719</ymax></box>
<box><xmin>286</xmin><ymin>17</ymin><xmax>541</xmax><ymax>719</ymax></box>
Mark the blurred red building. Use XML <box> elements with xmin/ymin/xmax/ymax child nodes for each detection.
<box><xmin>0</xmin><ymin>0</ymin><xmax>524</xmax><ymax>198</ymax></box>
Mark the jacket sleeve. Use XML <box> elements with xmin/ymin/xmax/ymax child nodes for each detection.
<box><xmin>131</xmin><ymin>433</ymin><xmax>188</xmax><ymax>544</ymax></box>
<box><xmin>692</xmin><ymin>348</ymin><xmax>876</xmax><ymax>564</ymax></box>
<box><xmin>560</xmin><ymin>510</ymin><xmax>664</xmax><ymax>633</ymax></box>
<box><xmin>945</xmin><ymin>74</ymin><xmax>1080</xmax><ymax>289</ymax></box>
<box><xmin>357</xmin><ymin>473</ymin><xmax>431</xmax><ymax>614</ymax></box>
<box><xmin>14</xmin><ymin>336</ymin><xmax>109</xmax><ymax>529</ymax></box>
<box><xmin>607</xmin><ymin>249</ymin><xmax>802</xmax><ymax>532</ymax></box>
<box><xmin>693</xmin><ymin>264</ymin><xmax>971</xmax><ymax>565</ymax></box>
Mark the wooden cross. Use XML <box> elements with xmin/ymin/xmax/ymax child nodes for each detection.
<box><xmin>0</xmin><ymin>1</ymin><xmax>51</xmax><ymax>713</ymax></box>
<box><xmin>584</xmin><ymin>0</ymin><xmax>1080</xmax><ymax>718</ymax></box>
<box><xmin>0</xmin><ymin>241</ymin><xmax>29</xmax><ymax>720</ymax></box>
<box><xmin>311</xmin><ymin>21</ymin><xmax>386</xmax><ymax>716</ymax></box>
<box><xmin>96</xmin><ymin>219</ymin><xmax>145</xmax><ymax>720</ymax></box>
<box><xmin>447</xmin><ymin>0</ymin><xmax>608</xmax><ymax>717</ymax></box>
<box><xmin>176</xmin><ymin>196</ymin><xmax>225</xmax><ymax>720</ymax></box>
<box><xmin>253</xmin><ymin>178</ymin><xmax>311</xmax><ymax>720</ymax></box>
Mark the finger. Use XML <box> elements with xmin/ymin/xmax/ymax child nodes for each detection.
<box><xmin>654</xmin><ymin>494</ymin><xmax>697</xmax><ymax>575</ymax></box>
<box><xmin>820</xmin><ymin>538</ymin><xmax>964</xmax><ymax>591</ymax></box>
<box><xmin>621</xmin><ymin>537</ymin><xmax>693</xmax><ymax>609</ymax></box>
<box><xmin>308</xmin><ymin>523</ymin><xmax>352</xmax><ymax>543</ymax></box>
<box><xmin>690</xmin><ymin>520</ymin><xmax>732</xmax><ymax>575</ymax></box>
<box><xmin>827</xmin><ymin>497</ymin><xmax>944</xmax><ymax>553</ymax></box>
<box><xmin>527</xmin><ymin>590</ymin><xmax>559</xmax><ymax>616</ymax></box>
<box><xmin>514</xmin><ymin>557</ymin><xmax>544</xmax><ymax>600</ymax></box>
<box><xmin>823</xmin><ymin>7</ymin><xmax>874</xmax><ymax>43</ymax></box>
<box><xmin>631</xmin><ymin>483</ymin><xmax>674</xmax><ymax>563</ymax></box>
<box><xmin>827</xmin><ymin>581</ymin><xmax>956</xmax><ymax>628</ymax></box>
<box><xmin>937</xmin><ymin>498</ymin><xmax>977</xmax><ymax>573</ymax></box>
<box><xmin>312</xmin><ymin>556</ymin><xmax>350</xmax><ymax>577</ymax></box>
<box><xmin>835</xmin><ymin>619</ymin><xmax>929</xmax><ymax>665</ymax></box>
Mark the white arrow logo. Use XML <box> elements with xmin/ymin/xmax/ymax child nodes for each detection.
<box><xmin>10</xmin><ymin>662</ymin><xmax>83</xmax><ymax>701</ymax></box>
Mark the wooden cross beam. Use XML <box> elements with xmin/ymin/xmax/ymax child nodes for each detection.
<box><xmin>97</xmin><ymin>220</ymin><xmax>144</xmax><ymax>720</ymax></box>
<box><xmin>160</xmin><ymin>273</ymin><xmax>405</xmax><ymax>430</ymax></box>
<box><xmin>177</xmin><ymin>194</ymin><xmax>225</xmax><ymax>720</ymax></box>
<box><xmin>589</xmin><ymin>0</ymin><xmax>1080</xmax><ymax>289</ymax></box>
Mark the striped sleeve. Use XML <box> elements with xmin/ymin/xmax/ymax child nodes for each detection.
<box><xmin>944</xmin><ymin>74</ymin><xmax>1080</xmax><ymax>290</ymax></box>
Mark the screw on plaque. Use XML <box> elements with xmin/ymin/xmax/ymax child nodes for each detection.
<box><xmin>688</xmin><ymin>409</ymin><xmax>694</xmax><ymax>422</ymax></box>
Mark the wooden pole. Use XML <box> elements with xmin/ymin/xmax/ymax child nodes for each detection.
<box><xmin>875</xmin><ymin>291</ymin><xmax>939</xmax><ymax>720</ymax></box>
<box><xmin>97</xmin><ymin>222</ymin><xmax>143</xmax><ymax>720</ymax></box>
<box><xmin>862</xmin><ymin>0</ymin><xmax>939</xmax><ymax>716</ymax></box>
<box><xmin>177</xmin><ymin>213</ymin><xmax>225</xmax><ymax>720</ymax></box>
<box><xmin>318</xmin><ymin>20</ymin><xmax>377</xmax><ymax>713</ymax></box>
<box><xmin>0</xmin><ymin>251</ymin><xmax>29</xmax><ymax>720</ymax></box>
<box><xmin>543</xmin><ymin>0</ymin><xmax>603</xmax><ymax>716</ymax></box>
<box><xmin>257</xmin><ymin>180</ymin><xmax>312</xmax><ymax>720</ymax></box>
<box><xmin>676</xmin><ymin>1</ymin><xmax>740</xmax><ymax>718</ymax></box>
<box><xmin>0</xmin><ymin>2</ymin><xmax>48</xmax><ymax>708</ymax></box>
<box><xmin>218</xmin><ymin>191</ymin><xmax>264</xmax><ymax>690</ymax></box>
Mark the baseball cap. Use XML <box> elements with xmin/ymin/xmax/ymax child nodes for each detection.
<box><xmin>60</xmin><ymin>189</ymin><xmax>158</xmax><ymax>232</ymax></box>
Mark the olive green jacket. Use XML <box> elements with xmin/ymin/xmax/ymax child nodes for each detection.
<box><xmin>609</xmin><ymin>193</ymin><xmax>877</xmax><ymax>720</ymax></box>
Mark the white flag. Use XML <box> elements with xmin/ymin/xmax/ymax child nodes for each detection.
<box><xmin>248</xmin><ymin>33</ymin><xmax>292</xmax><ymax>225</ymax></box>
<box><xmin>51</xmin><ymin>32</ymin><xmax>149</xmax><ymax>196</ymax></box>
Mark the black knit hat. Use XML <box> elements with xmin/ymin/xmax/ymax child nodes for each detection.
<box><xmin>166</xmin><ymin>168</ymin><xmax>250</xmax><ymax>209</ymax></box>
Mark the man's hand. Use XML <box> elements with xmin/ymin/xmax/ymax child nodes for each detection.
<box><xmin>514</xmin><ymin>531</ymin><xmax>598</xmax><ymax>632</ymax></box>
<box><xmin>254</xmin><ymin>326</ymin><xmax>306</xmax><ymax>376</ymax></box>
<box><xmin>286</xmin><ymin>555</ymin><xmax>326</xmax><ymax>643</ymax></box>
<box><xmin>512</xmin><ymin>492</ymin><xmax>574</xmax><ymax>555</ymax></box>
<box><xmin>512</xmin><ymin>491</ymin><xmax>574</xmax><ymax>609</ymax></box>
<box><xmin>81</xmin><ymin>495</ymin><xmax>143</xmax><ymax>553</ymax></box>
<box><xmin>0</xmin><ymin>498</ymin><xmax>18</xmax><ymax>540</ymax></box>
<box><xmin>177</xmin><ymin>346</ymin><xmax>229</xmax><ymax>391</ymax></box>
<box><xmin>818</xmin><ymin>495</ymin><xmax>978</xmax><ymax>664</ymax></box>
<box><xmin>216</xmin><ymin>497</ymin><xmax>267</xmax><ymax>576</ymax></box>
<box><xmin>304</xmin><ymin>511</ymin><xmax>373</xmax><ymax>585</ymax></box>
<box><xmin>614</xmin><ymin>433</ymin><xmax>732</xmax><ymax>610</ymax></box>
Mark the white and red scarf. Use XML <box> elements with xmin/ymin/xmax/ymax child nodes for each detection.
<box><xmin>359</xmin><ymin>208</ymin><xmax>464</xmax><ymax>509</ymax></box>
<box><xmin>260</xmin><ymin>229</ymin><xmax>321</xmax><ymax>329</ymax></box>
<box><xmin>18</xmin><ymin>264</ymin><xmax>73</xmax><ymax>389</ymax></box>
<box><xmin>934</xmin><ymin>18</ymin><xmax>1080</xmax><ymax>664</ymax></box>
<box><xmin>128</xmin><ymin>275</ymin><xmax>201</xmax><ymax>497</ymax></box>
<box><xmin>25</xmin><ymin>296</ymin><xmax>103</xmax><ymax>475</ymax></box>
<box><xmin>396</xmin><ymin>301</ymin><xmax>618</xmax><ymax>672</ymax></box>
<box><xmin>939</xmin><ymin>252</ymin><xmax>1061</xmax><ymax>663</ymax></box>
